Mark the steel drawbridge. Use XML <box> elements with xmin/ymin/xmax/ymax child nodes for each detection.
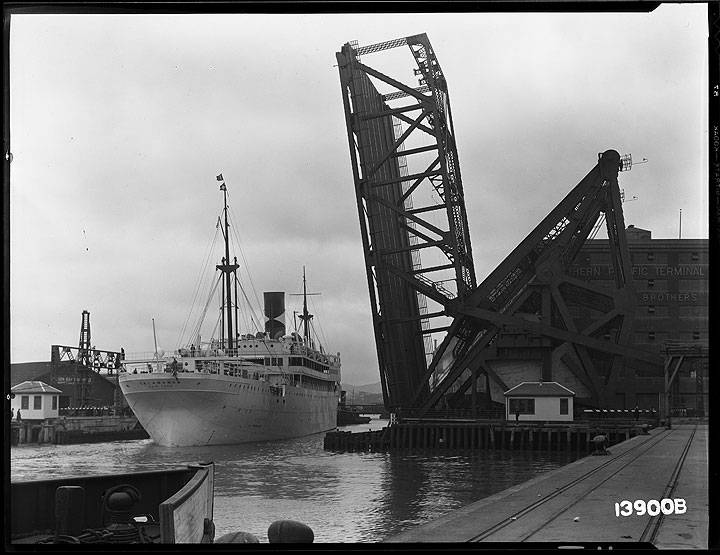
<box><xmin>336</xmin><ymin>34</ymin><xmax>663</xmax><ymax>416</ymax></box>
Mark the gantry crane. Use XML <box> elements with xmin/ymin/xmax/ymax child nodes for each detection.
<box><xmin>50</xmin><ymin>310</ymin><xmax>124</xmax><ymax>406</ymax></box>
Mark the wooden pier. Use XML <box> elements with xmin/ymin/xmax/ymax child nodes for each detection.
<box><xmin>385</xmin><ymin>423</ymin><xmax>707</xmax><ymax>548</ymax></box>
<box><xmin>10</xmin><ymin>416</ymin><xmax>148</xmax><ymax>446</ymax></box>
<box><xmin>324</xmin><ymin>419</ymin><xmax>655</xmax><ymax>453</ymax></box>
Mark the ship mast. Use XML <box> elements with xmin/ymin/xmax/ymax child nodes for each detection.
<box><xmin>298</xmin><ymin>266</ymin><xmax>313</xmax><ymax>346</ymax></box>
<box><xmin>216</xmin><ymin>178</ymin><xmax>239</xmax><ymax>351</ymax></box>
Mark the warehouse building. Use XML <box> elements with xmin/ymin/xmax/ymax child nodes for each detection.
<box><xmin>568</xmin><ymin>226</ymin><xmax>708</xmax><ymax>412</ymax></box>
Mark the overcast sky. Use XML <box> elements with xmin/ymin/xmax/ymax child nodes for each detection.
<box><xmin>9</xmin><ymin>6</ymin><xmax>708</xmax><ymax>386</ymax></box>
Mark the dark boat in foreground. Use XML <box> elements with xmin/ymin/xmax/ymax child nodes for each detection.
<box><xmin>11</xmin><ymin>462</ymin><xmax>214</xmax><ymax>544</ymax></box>
<box><xmin>337</xmin><ymin>408</ymin><xmax>372</xmax><ymax>426</ymax></box>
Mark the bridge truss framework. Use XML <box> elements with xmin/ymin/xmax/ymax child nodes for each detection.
<box><xmin>337</xmin><ymin>34</ymin><xmax>663</xmax><ymax>416</ymax></box>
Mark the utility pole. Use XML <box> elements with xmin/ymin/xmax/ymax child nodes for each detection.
<box><xmin>679</xmin><ymin>209</ymin><xmax>682</xmax><ymax>239</ymax></box>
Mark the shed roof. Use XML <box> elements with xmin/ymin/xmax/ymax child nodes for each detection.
<box><xmin>11</xmin><ymin>361</ymin><xmax>53</xmax><ymax>386</ymax></box>
<box><xmin>504</xmin><ymin>381</ymin><xmax>575</xmax><ymax>397</ymax></box>
<box><xmin>11</xmin><ymin>381</ymin><xmax>63</xmax><ymax>394</ymax></box>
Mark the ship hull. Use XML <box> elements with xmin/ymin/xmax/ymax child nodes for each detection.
<box><xmin>119</xmin><ymin>372</ymin><xmax>338</xmax><ymax>447</ymax></box>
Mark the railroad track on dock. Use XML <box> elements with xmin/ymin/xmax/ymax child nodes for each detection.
<box><xmin>638</xmin><ymin>424</ymin><xmax>698</xmax><ymax>544</ymax></box>
<box><xmin>468</xmin><ymin>425</ymin><xmax>698</xmax><ymax>543</ymax></box>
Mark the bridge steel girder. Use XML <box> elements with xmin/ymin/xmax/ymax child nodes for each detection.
<box><xmin>413</xmin><ymin>150</ymin><xmax>655</xmax><ymax>416</ymax></box>
<box><xmin>336</xmin><ymin>34</ymin><xmax>476</xmax><ymax>411</ymax></box>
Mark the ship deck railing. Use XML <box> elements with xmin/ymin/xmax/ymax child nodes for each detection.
<box><xmin>119</xmin><ymin>362</ymin><xmax>339</xmax><ymax>382</ymax></box>
<box><xmin>123</xmin><ymin>346</ymin><xmax>340</xmax><ymax>367</ymax></box>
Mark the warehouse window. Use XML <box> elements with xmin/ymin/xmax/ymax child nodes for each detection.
<box><xmin>648</xmin><ymin>306</ymin><xmax>656</xmax><ymax>314</ymax></box>
<box><xmin>648</xmin><ymin>331</ymin><xmax>656</xmax><ymax>341</ymax></box>
<box><xmin>508</xmin><ymin>398</ymin><xmax>535</xmax><ymax>415</ymax></box>
<box><xmin>647</xmin><ymin>252</ymin><xmax>655</xmax><ymax>261</ymax></box>
<box><xmin>647</xmin><ymin>279</ymin><xmax>655</xmax><ymax>288</ymax></box>
<box><xmin>691</xmin><ymin>252</ymin><xmax>699</xmax><ymax>261</ymax></box>
<box><xmin>560</xmin><ymin>398</ymin><xmax>569</xmax><ymax>415</ymax></box>
<box><xmin>34</xmin><ymin>396</ymin><xmax>42</xmax><ymax>410</ymax></box>
<box><xmin>693</xmin><ymin>331</ymin><xmax>700</xmax><ymax>340</ymax></box>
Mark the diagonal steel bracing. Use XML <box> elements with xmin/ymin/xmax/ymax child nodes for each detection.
<box><xmin>338</xmin><ymin>33</ymin><xmax>656</xmax><ymax>417</ymax></box>
<box><xmin>337</xmin><ymin>34</ymin><xmax>476</xmax><ymax>410</ymax></box>
<box><xmin>415</xmin><ymin>149</ymin><xmax>660</xmax><ymax>415</ymax></box>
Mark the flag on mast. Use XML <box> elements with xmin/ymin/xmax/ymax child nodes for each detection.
<box><xmin>220</xmin><ymin>183</ymin><xmax>227</xmax><ymax>191</ymax></box>
<box><xmin>216</xmin><ymin>174</ymin><xmax>224</xmax><ymax>181</ymax></box>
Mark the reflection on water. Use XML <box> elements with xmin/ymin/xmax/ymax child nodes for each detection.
<box><xmin>11</xmin><ymin>418</ymin><xmax>581</xmax><ymax>543</ymax></box>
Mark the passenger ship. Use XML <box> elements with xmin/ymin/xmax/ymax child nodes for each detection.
<box><xmin>118</xmin><ymin>180</ymin><xmax>341</xmax><ymax>447</ymax></box>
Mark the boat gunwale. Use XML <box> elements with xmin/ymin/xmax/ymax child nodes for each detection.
<box><xmin>159</xmin><ymin>463</ymin><xmax>214</xmax><ymax>543</ymax></box>
<box><xmin>11</xmin><ymin>466</ymin><xmax>192</xmax><ymax>487</ymax></box>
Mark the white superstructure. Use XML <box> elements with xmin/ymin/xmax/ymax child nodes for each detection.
<box><xmin>119</xmin><ymin>333</ymin><xmax>340</xmax><ymax>446</ymax></box>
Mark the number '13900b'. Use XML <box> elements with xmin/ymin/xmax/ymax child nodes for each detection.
<box><xmin>614</xmin><ymin>499</ymin><xmax>686</xmax><ymax>517</ymax></box>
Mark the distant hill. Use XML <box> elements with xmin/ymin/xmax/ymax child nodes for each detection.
<box><xmin>342</xmin><ymin>381</ymin><xmax>382</xmax><ymax>395</ymax></box>
<box><xmin>342</xmin><ymin>382</ymin><xmax>382</xmax><ymax>398</ymax></box>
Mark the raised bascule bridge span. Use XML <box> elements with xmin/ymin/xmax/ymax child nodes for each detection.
<box><xmin>336</xmin><ymin>33</ymin><xmax>670</xmax><ymax>420</ymax></box>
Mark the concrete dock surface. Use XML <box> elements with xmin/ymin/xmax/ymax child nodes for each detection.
<box><xmin>386</xmin><ymin>423</ymin><xmax>707</xmax><ymax>548</ymax></box>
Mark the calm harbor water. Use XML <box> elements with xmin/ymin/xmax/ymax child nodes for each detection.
<box><xmin>11</xmin><ymin>418</ymin><xmax>581</xmax><ymax>543</ymax></box>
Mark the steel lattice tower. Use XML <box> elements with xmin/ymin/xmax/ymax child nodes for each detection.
<box><xmin>337</xmin><ymin>34</ymin><xmax>476</xmax><ymax>411</ymax></box>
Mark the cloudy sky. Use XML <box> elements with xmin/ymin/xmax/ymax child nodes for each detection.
<box><xmin>9</xmin><ymin>6</ymin><xmax>708</xmax><ymax>386</ymax></box>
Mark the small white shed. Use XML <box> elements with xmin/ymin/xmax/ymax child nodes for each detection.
<box><xmin>11</xmin><ymin>381</ymin><xmax>62</xmax><ymax>420</ymax></box>
<box><xmin>504</xmin><ymin>381</ymin><xmax>575</xmax><ymax>422</ymax></box>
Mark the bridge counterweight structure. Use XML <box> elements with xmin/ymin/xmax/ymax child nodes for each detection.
<box><xmin>416</xmin><ymin>149</ymin><xmax>663</xmax><ymax>416</ymax></box>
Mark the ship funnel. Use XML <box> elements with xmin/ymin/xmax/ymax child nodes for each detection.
<box><xmin>264</xmin><ymin>292</ymin><xmax>286</xmax><ymax>339</ymax></box>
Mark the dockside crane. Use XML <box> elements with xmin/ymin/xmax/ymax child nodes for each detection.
<box><xmin>51</xmin><ymin>310</ymin><xmax>124</xmax><ymax>406</ymax></box>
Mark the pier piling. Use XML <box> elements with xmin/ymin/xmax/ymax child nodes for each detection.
<box><xmin>325</xmin><ymin>420</ymin><xmax>656</xmax><ymax>453</ymax></box>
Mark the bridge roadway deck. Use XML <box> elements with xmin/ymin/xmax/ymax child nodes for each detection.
<box><xmin>386</xmin><ymin>423</ymin><xmax>707</xmax><ymax>548</ymax></box>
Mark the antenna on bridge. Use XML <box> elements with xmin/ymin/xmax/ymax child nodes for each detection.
<box><xmin>620</xmin><ymin>189</ymin><xmax>638</xmax><ymax>204</ymax></box>
<box><xmin>618</xmin><ymin>153</ymin><xmax>648</xmax><ymax>172</ymax></box>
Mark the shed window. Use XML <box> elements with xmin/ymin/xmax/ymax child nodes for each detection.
<box><xmin>21</xmin><ymin>396</ymin><xmax>29</xmax><ymax>410</ymax></box>
<box><xmin>52</xmin><ymin>396</ymin><xmax>58</xmax><ymax>410</ymax></box>
<box><xmin>560</xmin><ymin>398</ymin><xmax>569</xmax><ymax>415</ymax></box>
<box><xmin>34</xmin><ymin>396</ymin><xmax>42</xmax><ymax>410</ymax></box>
<box><xmin>508</xmin><ymin>398</ymin><xmax>535</xmax><ymax>415</ymax></box>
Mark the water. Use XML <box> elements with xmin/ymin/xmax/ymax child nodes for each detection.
<box><xmin>11</xmin><ymin>418</ymin><xmax>581</xmax><ymax>543</ymax></box>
